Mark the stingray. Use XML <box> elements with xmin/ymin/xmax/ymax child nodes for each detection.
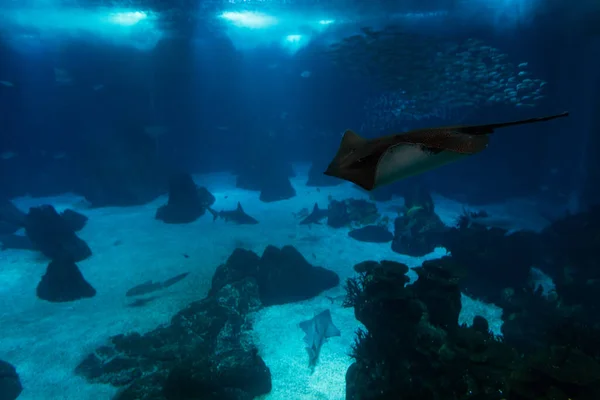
<box><xmin>300</xmin><ymin>203</ymin><xmax>329</xmax><ymax>225</ymax></box>
<box><xmin>299</xmin><ymin>309</ymin><xmax>341</xmax><ymax>366</ymax></box>
<box><xmin>207</xmin><ymin>202</ymin><xmax>259</xmax><ymax>224</ymax></box>
<box><xmin>324</xmin><ymin>112</ymin><xmax>569</xmax><ymax>191</ymax></box>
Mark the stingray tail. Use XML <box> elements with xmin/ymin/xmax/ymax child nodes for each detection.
<box><xmin>459</xmin><ymin>111</ymin><xmax>569</xmax><ymax>135</ymax></box>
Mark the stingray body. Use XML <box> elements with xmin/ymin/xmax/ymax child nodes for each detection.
<box><xmin>299</xmin><ymin>309</ymin><xmax>341</xmax><ymax>366</ymax></box>
<box><xmin>208</xmin><ymin>202</ymin><xmax>259</xmax><ymax>224</ymax></box>
<box><xmin>324</xmin><ymin>112</ymin><xmax>569</xmax><ymax>191</ymax></box>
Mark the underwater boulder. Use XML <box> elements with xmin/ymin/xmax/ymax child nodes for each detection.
<box><xmin>328</xmin><ymin>198</ymin><xmax>380</xmax><ymax>228</ymax></box>
<box><xmin>155</xmin><ymin>173</ymin><xmax>215</xmax><ymax>224</ymax></box>
<box><xmin>76</xmin><ymin>124</ymin><xmax>167</xmax><ymax>207</ymax></box>
<box><xmin>36</xmin><ymin>258</ymin><xmax>96</xmax><ymax>302</ymax></box>
<box><xmin>327</xmin><ymin>200</ymin><xmax>350</xmax><ymax>228</ymax></box>
<box><xmin>348</xmin><ymin>225</ymin><xmax>393</xmax><ymax>243</ymax></box>
<box><xmin>441</xmin><ymin>225</ymin><xmax>539</xmax><ymax>304</ymax></box>
<box><xmin>60</xmin><ymin>209</ymin><xmax>88</xmax><ymax>232</ymax></box>
<box><xmin>209</xmin><ymin>248</ymin><xmax>261</xmax><ymax>296</ymax></box>
<box><xmin>235</xmin><ymin>160</ymin><xmax>294</xmax><ymax>192</ymax></box>
<box><xmin>391</xmin><ymin>209</ymin><xmax>445</xmax><ymax>257</ymax></box>
<box><xmin>0</xmin><ymin>359</ymin><xmax>22</xmax><ymax>400</ymax></box>
<box><xmin>257</xmin><ymin>245</ymin><xmax>339</xmax><ymax>306</ymax></box>
<box><xmin>344</xmin><ymin>257</ymin><xmax>522</xmax><ymax>400</ymax></box>
<box><xmin>75</xmin><ymin>277</ymin><xmax>270</xmax><ymax>399</ymax></box>
<box><xmin>258</xmin><ymin>169</ymin><xmax>296</xmax><ymax>203</ymax></box>
<box><xmin>211</xmin><ymin>246</ymin><xmax>339</xmax><ymax>307</ymax></box>
<box><xmin>25</xmin><ymin>205</ymin><xmax>92</xmax><ymax>262</ymax></box>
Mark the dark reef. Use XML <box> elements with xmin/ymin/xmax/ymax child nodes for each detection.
<box><xmin>75</xmin><ymin>277</ymin><xmax>271</xmax><ymax>400</ymax></box>
<box><xmin>77</xmin><ymin>123</ymin><xmax>167</xmax><ymax>207</ymax></box>
<box><xmin>25</xmin><ymin>205</ymin><xmax>92</xmax><ymax>262</ymax></box>
<box><xmin>37</xmin><ymin>258</ymin><xmax>96</xmax><ymax>302</ymax></box>
<box><xmin>327</xmin><ymin>198</ymin><xmax>379</xmax><ymax>228</ymax></box>
<box><xmin>0</xmin><ymin>359</ymin><xmax>22</xmax><ymax>400</ymax></box>
<box><xmin>76</xmin><ymin>245</ymin><xmax>339</xmax><ymax>399</ymax></box>
<box><xmin>392</xmin><ymin>186</ymin><xmax>446</xmax><ymax>256</ymax></box>
<box><xmin>344</xmin><ymin>205</ymin><xmax>600</xmax><ymax>400</ymax></box>
<box><xmin>155</xmin><ymin>173</ymin><xmax>215</xmax><ymax>224</ymax></box>
<box><xmin>211</xmin><ymin>245</ymin><xmax>339</xmax><ymax>306</ymax></box>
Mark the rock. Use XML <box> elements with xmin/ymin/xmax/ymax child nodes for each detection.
<box><xmin>441</xmin><ymin>225</ymin><xmax>539</xmax><ymax>304</ymax></box>
<box><xmin>257</xmin><ymin>245</ymin><xmax>339</xmax><ymax>306</ymax></box>
<box><xmin>77</xmin><ymin>124</ymin><xmax>166</xmax><ymax>207</ymax></box>
<box><xmin>328</xmin><ymin>198</ymin><xmax>379</xmax><ymax>228</ymax></box>
<box><xmin>0</xmin><ymin>198</ymin><xmax>25</xmax><ymax>235</ymax></box>
<box><xmin>211</xmin><ymin>246</ymin><xmax>339</xmax><ymax>306</ymax></box>
<box><xmin>258</xmin><ymin>169</ymin><xmax>296</xmax><ymax>203</ymax></box>
<box><xmin>0</xmin><ymin>360</ymin><xmax>22</xmax><ymax>400</ymax></box>
<box><xmin>210</xmin><ymin>248</ymin><xmax>261</xmax><ymax>296</ymax></box>
<box><xmin>233</xmin><ymin>158</ymin><xmax>296</xmax><ymax>202</ymax></box>
<box><xmin>36</xmin><ymin>259</ymin><xmax>96</xmax><ymax>302</ymax></box>
<box><xmin>327</xmin><ymin>200</ymin><xmax>350</xmax><ymax>228</ymax></box>
<box><xmin>348</xmin><ymin>225</ymin><xmax>393</xmax><ymax>243</ymax></box>
<box><xmin>155</xmin><ymin>173</ymin><xmax>215</xmax><ymax>224</ymax></box>
<box><xmin>75</xmin><ymin>278</ymin><xmax>270</xmax><ymax>399</ymax></box>
<box><xmin>60</xmin><ymin>209</ymin><xmax>88</xmax><ymax>232</ymax></box>
<box><xmin>344</xmin><ymin>257</ymin><xmax>517</xmax><ymax>399</ymax></box>
<box><xmin>235</xmin><ymin>162</ymin><xmax>295</xmax><ymax>192</ymax></box>
<box><xmin>25</xmin><ymin>205</ymin><xmax>92</xmax><ymax>262</ymax></box>
<box><xmin>391</xmin><ymin>193</ymin><xmax>446</xmax><ymax>257</ymax></box>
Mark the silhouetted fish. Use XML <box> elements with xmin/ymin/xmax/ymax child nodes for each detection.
<box><xmin>300</xmin><ymin>203</ymin><xmax>328</xmax><ymax>225</ymax></box>
<box><xmin>324</xmin><ymin>112</ymin><xmax>569</xmax><ymax>190</ymax></box>
<box><xmin>208</xmin><ymin>202</ymin><xmax>259</xmax><ymax>224</ymax></box>
<box><xmin>126</xmin><ymin>272</ymin><xmax>189</xmax><ymax>297</ymax></box>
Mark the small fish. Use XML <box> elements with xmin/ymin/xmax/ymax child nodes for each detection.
<box><xmin>325</xmin><ymin>295</ymin><xmax>345</xmax><ymax>304</ymax></box>
<box><xmin>300</xmin><ymin>70</ymin><xmax>312</xmax><ymax>78</ymax></box>
<box><xmin>1</xmin><ymin>151</ymin><xmax>17</xmax><ymax>160</ymax></box>
<box><xmin>517</xmin><ymin>62</ymin><xmax>528</xmax><ymax>68</ymax></box>
<box><xmin>0</xmin><ymin>81</ymin><xmax>14</xmax><ymax>87</ymax></box>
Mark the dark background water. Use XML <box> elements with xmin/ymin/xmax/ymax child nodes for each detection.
<box><xmin>0</xmin><ymin>0</ymin><xmax>598</xmax><ymax>208</ymax></box>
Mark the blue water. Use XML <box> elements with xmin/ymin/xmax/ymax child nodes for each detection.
<box><xmin>0</xmin><ymin>0</ymin><xmax>598</xmax><ymax>399</ymax></box>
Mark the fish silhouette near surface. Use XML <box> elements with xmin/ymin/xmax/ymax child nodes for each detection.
<box><xmin>208</xmin><ymin>202</ymin><xmax>259</xmax><ymax>225</ymax></box>
<box><xmin>300</xmin><ymin>203</ymin><xmax>329</xmax><ymax>225</ymax></box>
<box><xmin>299</xmin><ymin>309</ymin><xmax>341</xmax><ymax>366</ymax></box>
<box><xmin>324</xmin><ymin>112</ymin><xmax>569</xmax><ymax>191</ymax></box>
